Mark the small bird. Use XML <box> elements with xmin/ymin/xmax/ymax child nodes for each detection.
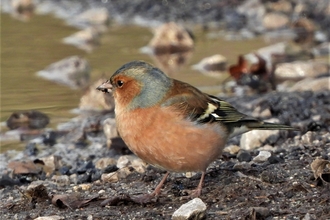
<box><xmin>97</xmin><ymin>61</ymin><xmax>294</xmax><ymax>203</ymax></box>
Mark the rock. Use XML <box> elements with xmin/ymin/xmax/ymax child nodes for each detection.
<box><xmin>116</xmin><ymin>155</ymin><xmax>139</xmax><ymax>169</ymax></box>
<box><xmin>7</xmin><ymin>160</ymin><xmax>41</xmax><ymax>175</ymax></box>
<box><xmin>6</xmin><ymin>110</ymin><xmax>49</xmax><ymax>130</ymax></box>
<box><xmin>101</xmin><ymin>172</ymin><xmax>119</xmax><ymax>183</ymax></box>
<box><xmin>266</xmin><ymin>0</ymin><xmax>292</xmax><ymax>13</ymax></box>
<box><xmin>191</xmin><ymin>54</ymin><xmax>227</xmax><ymax>77</ymax></box>
<box><xmin>79</xmin><ymin>78</ymin><xmax>115</xmax><ymax>111</ymax></box>
<box><xmin>233</xmin><ymin>161</ymin><xmax>252</xmax><ymax>170</ymax></box>
<box><xmin>275</xmin><ymin>61</ymin><xmax>328</xmax><ymax>81</ymax></box>
<box><xmin>68</xmin><ymin>7</ymin><xmax>109</xmax><ymax>30</ymax></box>
<box><xmin>312</xmin><ymin>42</ymin><xmax>330</xmax><ymax>56</ymax></box>
<box><xmin>252</xmin><ymin>106</ymin><xmax>272</xmax><ymax>118</ymax></box>
<box><xmin>224</xmin><ymin>145</ymin><xmax>241</xmax><ymax>155</ymax></box>
<box><xmin>131</xmin><ymin>157</ymin><xmax>148</xmax><ymax>173</ymax></box>
<box><xmin>11</xmin><ymin>0</ymin><xmax>35</xmax><ymax>21</ymax></box>
<box><xmin>290</xmin><ymin>77</ymin><xmax>330</xmax><ymax>92</ymax></box>
<box><xmin>236</xmin><ymin>0</ymin><xmax>266</xmax><ymax>33</ymax></box>
<box><xmin>172</xmin><ymin>198</ymin><xmax>207</xmax><ymax>220</ymax></box>
<box><xmin>77</xmin><ymin>161</ymin><xmax>95</xmax><ymax>174</ymax></box>
<box><xmin>37</xmin><ymin>56</ymin><xmax>90</xmax><ymax>89</ymax></box>
<box><xmin>95</xmin><ymin>158</ymin><xmax>117</xmax><ymax>170</ymax></box>
<box><xmin>102</xmin><ymin>118</ymin><xmax>118</xmax><ymax>147</ymax></box>
<box><xmin>253</xmin><ymin>151</ymin><xmax>271</xmax><ymax>163</ymax></box>
<box><xmin>237</xmin><ymin>150</ymin><xmax>252</xmax><ymax>162</ymax></box>
<box><xmin>240</xmin><ymin>130</ymin><xmax>280</xmax><ymax>150</ymax></box>
<box><xmin>301</xmin><ymin>131</ymin><xmax>315</xmax><ymax>145</ymax></box>
<box><xmin>73</xmin><ymin>183</ymin><xmax>92</xmax><ymax>192</ymax></box>
<box><xmin>34</xmin><ymin>216</ymin><xmax>64</xmax><ymax>220</ymax></box>
<box><xmin>51</xmin><ymin>175</ymin><xmax>70</xmax><ymax>186</ymax></box>
<box><xmin>62</xmin><ymin>27</ymin><xmax>100</xmax><ymax>52</ymax></box>
<box><xmin>37</xmin><ymin>155</ymin><xmax>61</xmax><ymax>175</ymax></box>
<box><xmin>263</xmin><ymin>12</ymin><xmax>289</xmax><ymax>30</ymax></box>
<box><xmin>148</xmin><ymin>22</ymin><xmax>194</xmax><ymax>54</ymax></box>
<box><xmin>250</xmin><ymin>207</ymin><xmax>270</xmax><ymax>218</ymax></box>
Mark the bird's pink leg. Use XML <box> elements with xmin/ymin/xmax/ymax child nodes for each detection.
<box><xmin>181</xmin><ymin>171</ymin><xmax>205</xmax><ymax>198</ymax></box>
<box><xmin>189</xmin><ymin>171</ymin><xmax>205</xmax><ymax>198</ymax></box>
<box><xmin>131</xmin><ymin>172</ymin><xmax>170</xmax><ymax>204</ymax></box>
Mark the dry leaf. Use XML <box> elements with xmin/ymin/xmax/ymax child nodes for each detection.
<box><xmin>51</xmin><ymin>193</ymin><xmax>99</xmax><ymax>210</ymax></box>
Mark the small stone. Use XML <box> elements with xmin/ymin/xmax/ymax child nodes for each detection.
<box><xmin>34</xmin><ymin>216</ymin><xmax>64</xmax><ymax>220</ymax></box>
<box><xmin>301</xmin><ymin>131</ymin><xmax>315</xmax><ymax>145</ymax></box>
<box><xmin>117</xmin><ymin>167</ymin><xmax>132</xmax><ymax>179</ymax></box>
<box><xmin>237</xmin><ymin>150</ymin><xmax>252</xmax><ymax>162</ymax></box>
<box><xmin>131</xmin><ymin>158</ymin><xmax>148</xmax><ymax>173</ymax></box>
<box><xmin>253</xmin><ymin>151</ymin><xmax>271</xmax><ymax>163</ymax></box>
<box><xmin>290</xmin><ymin>77</ymin><xmax>330</xmax><ymax>92</ymax></box>
<box><xmin>268</xmin><ymin>155</ymin><xmax>283</xmax><ymax>164</ymax></box>
<box><xmin>77</xmin><ymin>161</ymin><xmax>95</xmax><ymax>174</ymax></box>
<box><xmin>101</xmin><ymin>172</ymin><xmax>119</xmax><ymax>183</ymax></box>
<box><xmin>250</xmin><ymin>207</ymin><xmax>270</xmax><ymax>218</ymax></box>
<box><xmin>172</xmin><ymin>198</ymin><xmax>206</xmax><ymax>220</ymax></box>
<box><xmin>77</xmin><ymin>173</ymin><xmax>91</xmax><ymax>184</ymax></box>
<box><xmin>95</xmin><ymin>158</ymin><xmax>117</xmax><ymax>170</ymax></box>
<box><xmin>116</xmin><ymin>155</ymin><xmax>138</xmax><ymax>169</ymax></box>
<box><xmin>172</xmin><ymin>198</ymin><xmax>207</xmax><ymax>220</ymax></box>
<box><xmin>73</xmin><ymin>183</ymin><xmax>92</xmax><ymax>192</ymax></box>
<box><xmin>91</xmin><ymin>169</ymin><xmax>102</xmax><ymax>182</ymax></box>
<box><xmin>224</xmin><ymin>145</ymin><xmax>241</xmax><ymax>155</ymax></box>
<box><xmin>36</xmin><ymin>56</ymin><xmax>90</xmax><ymax>89</ymax></box>
<box><xmin>103</xmin><ymin>165</ymin><xmax>119</xmax><ymax>174</ymax></box>
<box><xmin>233</xmin><ymin>161</ymin><xmax>251</xmax><ymax>170</ymax></box>
<box><xmin>263</xmin><ymin>12</ymin><xmax>289</xmax><ymax>30</ymax></box>
<box><xmin>38</xmin><ymin>155</ymin><xmax>61</xmax><ymax>175</ymax></box>
<box><xmin>51</xmin><ymin>175</ymin><xmax>70</xmax><ymax>186</ymax></box>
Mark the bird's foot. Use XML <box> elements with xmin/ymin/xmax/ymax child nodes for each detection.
<box><xmin>130</xmin><ymin>193</ymin><xmax>158</xmax><ymax>204</ymax></box>
<box><xmin>181</xmin><ymin>188</ymin><xmax>202</xmax><ymax>199</ymax></box>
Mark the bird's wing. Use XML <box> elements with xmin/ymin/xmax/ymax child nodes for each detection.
<box><xmin>161</xmin><ymin>80</ymin><xmax>250</xmax><ymax>124</ymax></box>
<box><xmin>160</xmin><ymin>80</ymin><xmax>295</xmax><ymax>138</ymax></box>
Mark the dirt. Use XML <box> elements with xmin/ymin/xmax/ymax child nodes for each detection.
<box><xmin>1</xmin><ymin>90</ymin><xmax>330</xmax><ymax>219</ymax></box>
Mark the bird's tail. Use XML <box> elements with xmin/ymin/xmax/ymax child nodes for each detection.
<box><xmin>247</xmin><ymin>121</ymin><xmax>296</xmax><ymax>130</ymax></box>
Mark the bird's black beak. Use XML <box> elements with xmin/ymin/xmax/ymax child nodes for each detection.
<box><xmin>96</xmin><ymin>80</ymin><xmax>112</xmax><ymax>93</ymax></box>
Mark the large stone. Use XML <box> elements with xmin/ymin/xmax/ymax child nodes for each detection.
<box><xmin>240</xmin><ymin>129</ymin><xmax>279</xmax><ymax>150</ymax></box>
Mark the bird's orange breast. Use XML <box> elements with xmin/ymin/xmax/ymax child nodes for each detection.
<box><xmin>115</xmin><ymin>105</ymin><xmax>229</xmax><ymax>172</ymax></box>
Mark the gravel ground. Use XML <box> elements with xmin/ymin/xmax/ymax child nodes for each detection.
<box><xmin>1</xmin><ymin>90</ymin><xmax>330</xmax><ymax>219</ymax></box>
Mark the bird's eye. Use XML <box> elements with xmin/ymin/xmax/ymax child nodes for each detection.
<box><xmin>116</xmin><ymin>80</ymin><xmax>124</xmax><ymax>88</ymax></box>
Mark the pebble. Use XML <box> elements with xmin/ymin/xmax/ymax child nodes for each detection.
<box><xmin>233</xmin><ymin>161</ymin><xmax>252</xmax><ymax>170</ymax></box>
<box><xmin>95</xmin><ymin>158</ymin><xmax>117</xmax><ymax>170</ymax></box>
<box><xmin>262</xmin><ymin>12</ymin><xmax>289</xmax><ymax>30</ymax></box>
<box><xmin>224</xmin><ymin>145</ymin><xmax>241</xmax><ymax>155</ymax></box>
<box><xmin>77</xmin><ymin>161</ymin><xmax>94</xmax><ymax>174</ymax></box>
<box><xmin>172</xmin><ymin>198</ymin><xmax>207</xmax><ymax>220</ymax></box>
<box><xmin>237</xmin><ymin>150</ymin><xmax>252</xmax><ymax>162</ymax></box>
<box><xmin>36</xmin><ymin>56</ymin><xmax>90</xmax><ymax>89</ymax></box>
<box><xmin>240</xmin><ymin>129</ymin><xmax>279</xmax><ymax>150</ymax></box>
<box><xmin>101</xmin><ymin>172</ymin><xmax>119</xmax><ymax>183</ymax></box>
<box><xmin>51</xmin><ymin>175</ymin><xmax>70</xmax><ymax>186</ymax></box>
<box><xmin>253</xmin><ymin>151</ymin><xmax>271</xmax><ymax>163</ymax></box>
<box><xmin>301</xmin><ymin>131</ymin><xmax>315</xmax><ymax>145</ymax></box>
<box><xmin>34</xmin><ymin>216</ymin><xmax>64</xmax><ymax>220</ymax></box>
<box><xmin>77</xmin><ymin>173</ymin><xmax>91</xmax><ymax>184</ymax></box>
<box><xmin>73</xmin><ymin>183</ymin><xmax>92</xmax><ymax>192</ymax></box>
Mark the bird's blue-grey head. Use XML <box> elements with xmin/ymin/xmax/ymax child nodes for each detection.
<box><xmin>111</xmin><ymin>61</ymin><xmax>173</xmax><ymax>109</ymax></box>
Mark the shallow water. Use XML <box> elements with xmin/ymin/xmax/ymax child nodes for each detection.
<box><xmin>0</xmin><ymin>12</ymin><xmax>269</xmax><ymax>152</ymax></box>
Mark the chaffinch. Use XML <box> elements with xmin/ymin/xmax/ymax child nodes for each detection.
<box><xmin>97</xmin><ymin>61</ymin><xmax>294</xmax><ymax>203</ymax></box>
